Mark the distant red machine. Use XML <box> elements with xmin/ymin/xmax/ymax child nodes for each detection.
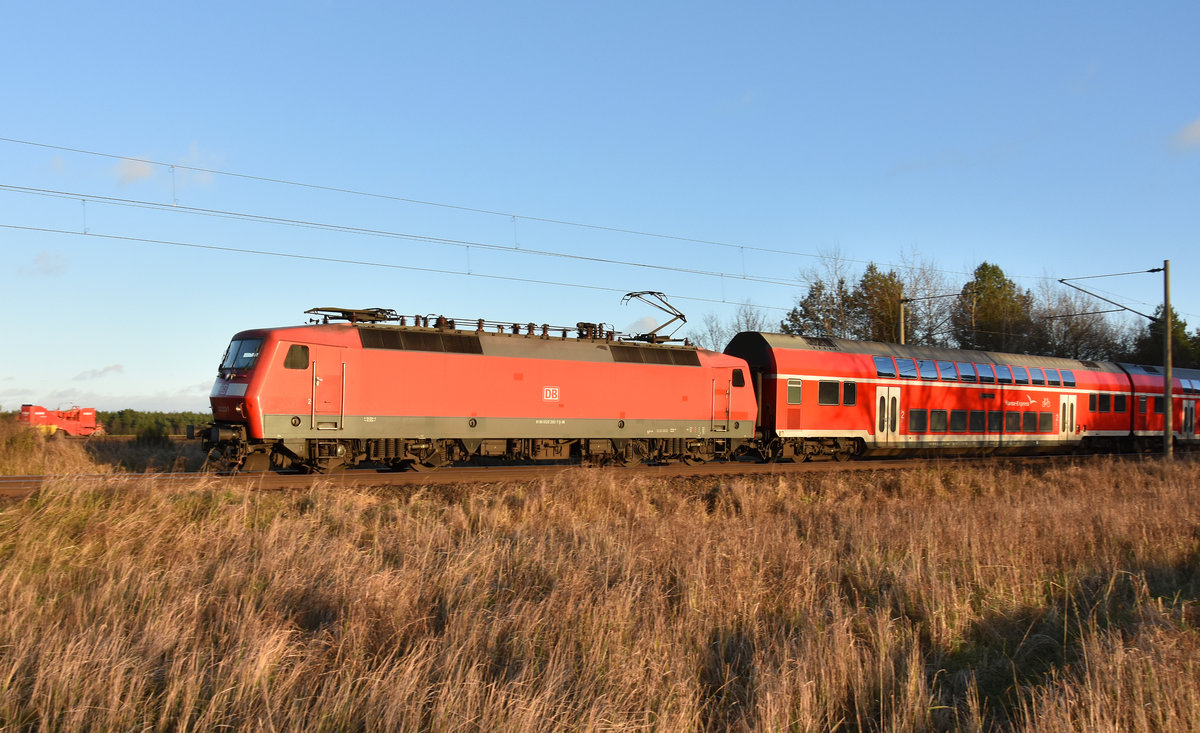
<box><xmin>18</xmin><ymin>404</ymin><xmax>104</xmax><ymax>437</ymax></box>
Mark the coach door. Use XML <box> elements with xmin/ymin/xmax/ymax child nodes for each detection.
<box><xmin>1058</xmin><ymin>394</ymin><xmax>1076</xmax><ymax>442</ymax></box>
<box><xmin>875</xmin><ymin>386</ymin><xmax>901</xmax><ymax>445</ymax></box>
<box><xmin>311</xmin><ymin>348</ymin><xmax>346</xmax><ymax>430</ymax></box>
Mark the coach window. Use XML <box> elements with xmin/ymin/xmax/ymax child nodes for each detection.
<box><xmin>969</xmin><ymin>410</ymin><xmax>985</xmax><ymax>432</ymax></box>
<box><xmin>1154</xmin><ymin>397</ymin><xmax>1164</xmax><ymax>414</ymax></box>
<box><xmin>818</xmin><ymin>381</ymin><xmax>840</xmax><ymax>406</ymax></box>
<box><xmin>1138</xmin><ymin>395</ymin><xmax>1147</xmax><ymax>413</ymax></box>
<box><xmin>918</xmin><ymin>360</ymin><xmax>939</xmax><ymax>380</ymax></box>
<box><xmin>1030</xmin><ymin>368</ymin><xmax>1045</xmax><ymax>386</ymax></box>
<box><xmin>977</xmin><ymin>364</ymin><xmax>996</xmax><ymax>384</ymax></box>
<box><xmin>996</xmin><ymin>365</ymin><xmax>1014</xmax><ymax>384</ymax></box>
<box><xmin>732</xmin><ymin>369</ymin><xmax>745</xmax><ymax>387</ymax></box>
<box><xmin>930</xmin><ymin>410</ymin><xmax>948</xmax><ymax>433</ymax></box>
<box><xmin>1045</xmin><ymin>368</ymin><xmax>1061</xmax><ymax>386</ymax></box>
<box><xmin>957</xmin><ymin>362</ymin><xmax>977</xmax><ymax>382</ymax></box>
<box><xmin>910</xmin><ymin>409</ymin><xmax>928</xmax><ymax>433</ymax></box>
<box><xmin>1061</xmin><ymin>370</ymin><xmax>1076</xmax><ymax>387</ymax></box>
<box><xmin>987</xmin><ymin>411</ymin><xmax>1003</xmax><ymax>433</ymax></box>
<box><xmin>1013</xmin><ymin>367</ymin><xmax>1030</xmax><ymax>385</ymax></box>
<box><xmin>1023</xmin><ymin>412</ymin><xmax>1037</xmax><ymax>432</ymax></box>
<box><xmin>1005</xmin><ymin>412</ymin><xmax>1021</xmax><ymax>433</ymax></box>
<box><xmin>1089</xmin><ymin>393</ymin><xmax>1097</xmax><ymax>411</ymax></box>
<box><xmin>949</xmin><ymin>410</ymin><xmax>968</xmax><ymax>433</ymax></box>
<box><xmin>936</xmin><ymin>361</ymin><xmax>958</xmax><ymax>381</ymax></box>
<box><xmin>873</xmin><ymin>356</ymin><xmax>897</xmax><ymax>378</ymax></box>
<box><xmin>283</xmin><ymin>344</ymin><xmax>310</xmax><ymax>370</ymax></box>
<box><xmin>843</xmin><ymin>382</ymin><xmax>857</xmax><ymax>406</ymax></box>
<box><xmin>896</xmin><ymin>358</ymin><xmax>919</xmax><ymax>379</ymax></box>
<box><xmin>1039</xmin><ymin>412</ymin><xmax>1054</xmax><ymax>432</ymax></box>
<box><xmin>786</xmin><ymin>379</ymin><xmax>803</xmax><ymax>405</ymax></box>
<box><xmin>1114</xmin><ymin>394</ymin><xmax>1127</xmax><ymax>412</ymax></box>
<box><xmin>1098</xmin><ymin>394</ymin><xmax>1111</xmax><ymax>413</ymax></box>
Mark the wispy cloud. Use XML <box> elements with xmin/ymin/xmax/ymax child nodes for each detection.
<box><xmin>74</xmin><ymin>365</ymin><xmax>124</xmax><ymax>381</ymax></box>
<box><xmin>1174</xmin><ymin>115</ymin><xmax>1200</xmax><ymax>150</ymax></box>
<box><xmin>24</xmin><ymin>250</ymin><xmax>68</xmax><ymax>277</ymax></box>
<box><xmin>114</xmin><ymin>156</ymin><xmax>156</xmax><ymax>184</ymax></box>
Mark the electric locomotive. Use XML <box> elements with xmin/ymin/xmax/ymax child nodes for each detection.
<box><xmin>204</xmin><ymin>307</ymin><xmax>756</xmax><ymax>473</ymax></box>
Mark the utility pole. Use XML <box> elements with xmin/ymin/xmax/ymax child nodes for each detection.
<box><xmin>1058</xmin><ymin>264</ymin><xmax>1173</xmax><ymax>458</ymax></box>
<box><xmin>1163</xmin><ymin>260</ymin><xmax>1172</xmax><ymax>458</ymax></box>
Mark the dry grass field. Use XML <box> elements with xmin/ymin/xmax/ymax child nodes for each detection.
<box><xmin>1</xmin><ymin>421</ymin><xmax>1198</xmax><ymax>731</ymax></box>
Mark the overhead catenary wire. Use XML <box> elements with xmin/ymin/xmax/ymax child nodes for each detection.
<box><xmin>0</xmin><ymin>223</ymin><xmax>795</xmax><ymax>312</ymax></box>
<box><xmin>0</xmin><ymin>183</ymin><xmax>804</xmax><ymax>290</ymax></box>
<box><xmin>0</xmin><ymin>135</ymin><xmax>1081</xmax><ymax>285</ymax></box>
<box><xmin>1</xmin><ymin>135</ymin><xmax>1189</xmax><ymax>321</ymax></box>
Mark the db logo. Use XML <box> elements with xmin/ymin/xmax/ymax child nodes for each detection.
<box><xmin>543</xmin><ymin>386</ymin><xmax>560</xmax><ymax>401</ymax></box>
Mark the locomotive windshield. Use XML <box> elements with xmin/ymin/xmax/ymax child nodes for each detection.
<box><xmin>220</xmin><ymin>338</ymin><xmax>263</xmax><ymax>371</ymax></box>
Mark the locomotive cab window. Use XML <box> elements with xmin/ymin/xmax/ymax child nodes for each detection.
<box><xmin>732</xmin><ymin>369</ymin><xmax>745</xmax><ymax>388</ymax></box>
<box><xmin>283</xmin><ymin>344</ymin><xmax>310</xmax><ymax>370</ymax></box>
<box><xmin>818</xmin><ymin>381</ymin><xmax>840</xmax><ymax>406</ymax></box>
<box><xmin>220</xmin><ymin>338</ymin><xmax>263</xmax><ymax>370</ymax></box>
<box><xmin>786</xmin><ymin>379</ymin><xmax>803</xmax><ymax>405</ymax></box>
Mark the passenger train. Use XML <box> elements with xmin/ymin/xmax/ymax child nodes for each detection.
<box><xmin>202</xmin><ymin>306</ymin><xmax>1199</xmax><ymax>472</ymax></box>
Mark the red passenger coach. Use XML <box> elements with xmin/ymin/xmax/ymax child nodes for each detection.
<box><xmin>723</xmin><ymin>332</ymin><xmax>1174</xmax><ymax>459</ymax></box>
<box><xmin>206</xmin><ymin>308</ymin><xmax>756</xmax><ymax>472</ymax></box>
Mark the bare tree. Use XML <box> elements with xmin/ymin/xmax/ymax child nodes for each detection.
<box><xmin>686</xmin><ymin>302</ymin><xmax>768</xmax><ymax>351</ymax></box>
<box><xmin>780</xmin><ymin>247</ymin><xmax>857</xmax><ymax>338</ymax></box>
<box><xmin>898</xmin><ymin>246</ymin><xmax>957</xmax><ymax>347</ymax></box>
<box><xmin>1029</xmin><ymin>280</ymin><xmax>1136</xmax><ymax>361</ymax></box>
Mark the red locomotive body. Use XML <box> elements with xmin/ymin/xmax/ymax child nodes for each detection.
<box><xmin>206</xmin><ymin>309</ymin><xmax>756</xmax><ymax>472</ymax></box>
<box><xmin>18</xmin><ymin>404</ymin><xmax>103</xmax><ymax>437</ymax></box>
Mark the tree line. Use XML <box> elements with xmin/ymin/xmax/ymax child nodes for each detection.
<box><xmin>689</xmin><ymin>251</ymin><xmax>1200</xmax><ymax>367</ymax></box>
<box><xmin>97</xmin><ymin>410</ymin><xmax>211</xmax><ymax>437</ymax></box>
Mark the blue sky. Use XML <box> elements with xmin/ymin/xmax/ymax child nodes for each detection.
<box><xmin>2</xmin><ymin>1</ymin><xmax>1197</xmax><ymax>411</ymax></box>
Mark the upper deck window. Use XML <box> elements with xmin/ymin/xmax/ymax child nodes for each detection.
<box><xmin>937</xmin><ymin>361</ymin><xmax>958</xmax><ymax>381</ymax></box>
<box><xmin>918</xmin><ymin>360</ymin><xmax>940</xmax><ymax>380</ymax></box>
<box><xmin>221</xmin><ymin>338</ymin><xmax>263</xmax><ymax>370</ymax></box>
<box><xmin>873</xmin><ymin>356</ymin><xmax>897</xmax><ymax>378</ymax></box>
<box><xmin>1060</xmin><ymin>369</ymin><xmax>1076</xmax><ymax>387</ymax></box>
<box><xmin>957</xmin><ymin>362</ymin><xmax>977</xmax><ymax>383</ymax></box>
<box><xmin>1029</xmin><ymin>368</ymin><xmax>1045</xmax><ymax>386</ymax></box>
<box><xmin>1045</xmin><ymin>368</ymin><xmax>1061</xmax><ymax>387</ymax></box>
<box><xmin>995</xmin><ymin>365</ymin><xmax>1013</xmax><ymax>385</ymax></box>
<box><xmin>896</xmin><ymin>358</ymin><xmax>919</xmax><ymax>379</ymax></box>
<box><xmin>977</xmin><ymin>364</ymin><xmax>996</xmax><ymax>384</ymax></box>
<box><xmin>1013</xmin><ymin>367</ymin><xmax>1030</xmax><ymax>385</ymax></box>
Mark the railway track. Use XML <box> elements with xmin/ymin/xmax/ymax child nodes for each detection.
<box><xmin>1</xmin><ymin>452</ymin><xmax>1164</xmax><ymax>502</ymax></box>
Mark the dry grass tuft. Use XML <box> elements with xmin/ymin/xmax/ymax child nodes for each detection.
<box><xmin>0</xmin><ymin>458</ymin><xmax>1197</xmax><ymax>731</ymax></box>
